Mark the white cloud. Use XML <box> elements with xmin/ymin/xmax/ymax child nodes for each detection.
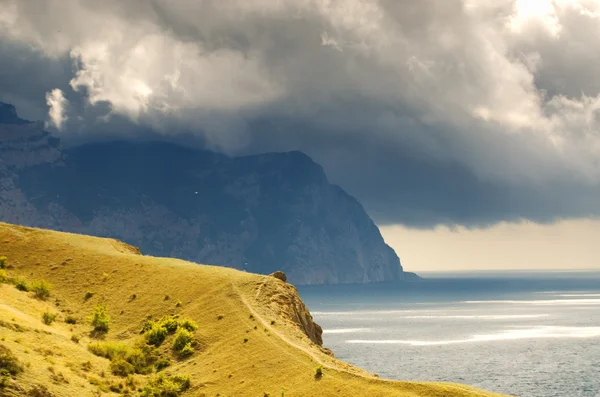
<box><xmin>45</xmin><ymin>88</ymin><xmax>68</xmax><ymax>131</ymax></box>
<box><xmin>3</xmin><ymin>0</ymin><xmax>600</xmax><ymax>194</ymax></box>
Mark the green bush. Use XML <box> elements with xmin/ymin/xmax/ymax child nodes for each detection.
<box><xmin>31</xmin><ymin>280</ymin><xmax>51</xmax><ymax>300</ymax></box>
<box><xmin>88</xmin><ymin>341</ymin><xmax>131</xmax><ymax>359</ymax></box>
<box><xmin>110</xmin><ymin>358</ymin><xmax>135</xmax><ymax>377</ymax></box>
<box><xmin>71</xmin><ymin>335</ymin><xmax>80</xmax><ymax>344</ymax></box>
<box><xmin>84</xmin><ymin>291</ymin><xmax>94</xmax><ymax>301</ymax></box>
<box><xmin>88</xmin><ymin>341</ymin><xmax>158</xmax><ymax>376</ymax></box>
<box><xmin>145</xmin><ymin>324</ymin><xmax>168</xmax><ymax>347</ymax></box>
<box><xmin>161</xmin><ymin>317</ymin><xmax>179</xmax><ymax>334</ymax></box>
<box><xmin>0</xmin><ymin>345</ymin><xmax>22</xmax><ymax>376</ymax></box>
<box><xmin>140</xmin><ymin>315</ymin><xmax>196</xmax><ymax>338</ymax></box>
<box><xmin>179</xmin><ymin>343</ymin><xmax>194</xmax><ymax>357</ymax></box>
<box><xmin>90</xmin><ymin>305</ymin><xmax>110</xmax><ymax>332</ymax></box>
<box><xmin>315</xmin><ymin>365</ymin><xmax>323</xmax><ymax>378</ymax></box>
<box><xmin>0</xmin><ymin>270</ymin><xmax>7</xmax><ymax>284</ymax></box>
<box><xmin>42</xmin><ymin>312</ymin><xmax>57</xmax><ymax>325</ymax></box>
<box><xmin>178</xmin><ymin>318</ymin><xmax>198</xmax><ymax>332</ymax></box>
<box><xmin>15</xmin><ymin>280</ymin><xmax>28</xmax><ymax>292</ymax></box>
<box><xmin>140</xmin><ymin>373</ymin><xmax>190</xmax><ymax>397</ymax></box>
<box><xmin>172</xmin><ymin>329</ymin><xmax>193</xmax><ymax>352</ymax></box>
<box><xmin>155</xmin><ymin>358</ymin><xmax>171</xmax><ymax>371</ymax></box>
<box><xmin>0</xmin><ymin>256</ymin><xmax>6</xmax><ymax>269</ymax></box>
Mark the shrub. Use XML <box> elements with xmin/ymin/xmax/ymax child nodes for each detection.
<box><xmin>31</xmin><ymin>280</ymin><xmax>51</xmax><ymax>300</ymax></box>
<box><xmin>155</xmin><ymin>358</ymin><xmax>171</xmax><ymax>371</ymax></box>
<box><xmin>140</xmin><ymin>373</ymin><xmax>190</xmax><ymax>397</ymax></box>
<box><xmin>71</xmin><ymin>334</ymin><xmax>80</xmax><ymax>344</ymax></box>
<box><xmin>172</xmin><ymin>329</ymin><xmax>194</xmax><ymax>352</ymax></box>
<box><xmin>0</xmin><ymin>270</ymin><xmax>7</xmax><ymax>284</ymax></box>
<box><xmin>145</xmin><ymin>324</ymin><xmax>168</xmax><ymax>347</ymax></box>
<box><xmin>178</xmin><ymin>318</ymin><xmax>198</xmax><ymax>332</ymax></box>
<box><xmin>161</xmin><ymin>317</ymin><xmax>179</xmax><ymax>334</ymax></box>
<box><xmin>15</xmin><ymin>280</ymin><xmax>28</xmax><ymax>292</ymax></box>
<box><xmin>88</xmin><ymin>341</ymin><xmax>158</xmax><ymax>376</ymax></box>
<box><xmin>84</xmin><ymin>291</ymin><xmax>94</xmax><ymax>301</ymax></box>
<box><xmin>0</xmin><ymin>345</ymin><xmax>23</xmax><ymax>376</ymax></box>
<box><xmin>140</xmin><ymin>315</ymin><xmax>195</xmax><ymax>338</ymax></box>
<box><xmin>42</xmin><ymin>312</ymin><xmax>57</xmax><ymax>325</ymax></box>
<box><xmin>110</xmin><ymin>359</ymin><xmax>135</xmax><ymax>377</ymax></box>
<box><xmin>125</xmin><ymin>345</ymin><xmax>158</xmax><ymax>375</ymax></box>
<box><xmin>179</xmin><ymin>343</ymin><xmax>194</xmax><ymax>357</ymax></box>
<box><xmin>243</xmin><ymin>337</ymin><xmax>248</xmax><ymax>343</ymax></box>
<box><xmin>0</xmin><ymin>256</ymin><xmax>6</xmax><ymax>269</ymax></box>
<box><xmin>90</xmin><ymin>305</ymin><xmax>110</xmax><ymax>332</ymax></box>
<box><xmin>314</xmin><ymin>365</ymin><xmax>323</xmax><ymax>378</ymax></box>
<box><xmin>0</xmin><ymin>370</ymin><xmax>10</xmax><ymax>388</ymax></box>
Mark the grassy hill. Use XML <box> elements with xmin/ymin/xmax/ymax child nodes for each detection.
<box><xmin>0</xmin><ymin>222</ymin><xmax>510</xmax><ymax>397</ymax></box>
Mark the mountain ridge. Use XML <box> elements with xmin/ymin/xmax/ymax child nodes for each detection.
<box><xmin>0</xmin><ymin>103</ymin><xmax>415</xmax><ymax>285</ymax></box>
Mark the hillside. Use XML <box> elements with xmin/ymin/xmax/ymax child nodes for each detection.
<box><xmin>0</xmin><ymin>222</ymin><xmax>508</xmax><ymax>397</ymax></box>
<box><xmin>0</xmin><ymin>102</ymin><xmax>411</xmax><ymax>285</ymax></box>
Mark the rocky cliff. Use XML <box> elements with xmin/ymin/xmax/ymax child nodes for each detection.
<box><xmin>0</xmin><ymin>103</ymin><xmax>411</xmax><ymax>285</ymax></box>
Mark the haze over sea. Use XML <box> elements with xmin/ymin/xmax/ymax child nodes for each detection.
<box><xmin>298</xmin><ymin>271</ymin><xmax>600</xmax><ymax>397</ymax></box>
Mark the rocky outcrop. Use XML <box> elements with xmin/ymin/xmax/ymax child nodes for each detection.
<box><xmin>0</xmin><ymin>103</ymin><xmax>411</xmax><ymax>285</ymax></box>
<box><xmin>269</xmin><ymin>271</ymin><xmax>288</xmax><ymax>282</ymax></box>
<box><xmin>254</xmin><ymin>275</ymin><xmax>324</xmax><ymax>346</ymax></box>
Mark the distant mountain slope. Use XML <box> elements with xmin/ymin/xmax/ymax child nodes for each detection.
<box><xmin>0</xmin><ymin>103</ymin><xmax>412</xmax><ymax>285</ymax></box>
<box><xmin>0</xmin><ymin>222</ymin><xmax>507</xmax><ymax>397</ymax></box>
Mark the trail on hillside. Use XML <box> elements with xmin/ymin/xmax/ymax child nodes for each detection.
<box><xmin>234</xmin><ymin>280</ymin><xmax>327</xmax><ymax>368</ymax></box>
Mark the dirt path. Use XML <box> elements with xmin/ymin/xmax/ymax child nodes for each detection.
<box><xmin>233</xmin><ymin>281</ymin><xmax>326</xmax><ymax>367</ymax></box>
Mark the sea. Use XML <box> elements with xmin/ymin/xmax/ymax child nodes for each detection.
<box><xmin>297</xmin><ymin>271</ymin><xmax>600</xmax><ymax>397</ymax></box>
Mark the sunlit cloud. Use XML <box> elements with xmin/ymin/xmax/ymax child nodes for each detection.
<box><xmin>45</xmin><ymin>88</ymin><xmax>68</xmax><ymax>131</ymax></box>
<box><xmin>3</xmin><ymin>0</ymin><xmax>600</xmax><ymax>225</ymax></box>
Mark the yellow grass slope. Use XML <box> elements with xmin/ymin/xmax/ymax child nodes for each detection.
<box><xmin>0</xmin><ymin>222</ymin><xmax>511</xmax><ymax>397</ymax></box>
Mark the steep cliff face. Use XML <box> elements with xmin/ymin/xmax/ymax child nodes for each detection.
<box><xmin>0</xmin><ymin>103</ymin><xmax>408</xmax><ymax>285</ymax></box>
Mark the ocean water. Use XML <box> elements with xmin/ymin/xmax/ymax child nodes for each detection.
<box><xmin>297</xmin><ymin>272</ymin><xmax>600</xmax><ymax>397</ymax></box>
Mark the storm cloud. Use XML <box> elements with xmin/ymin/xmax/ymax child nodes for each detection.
<box><xmin>1</xmin><ymin>0</ymin><xmax>600</xmax><ymax>226</ymax></box>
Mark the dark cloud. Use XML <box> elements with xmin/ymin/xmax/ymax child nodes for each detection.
<box><xmin>1</xmin><ymin>0</ymin><xmax>600</xmax><ymax>227</ymax></box>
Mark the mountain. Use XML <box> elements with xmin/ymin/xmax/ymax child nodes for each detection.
<box><xmin>0</xmin><ymin>222</ymin><xmax>507</xmax><ymax>397</ymax></box>
<box><xmin>0</xmin><ymin>103</ymin><xmax>415</xmax><ymax>285</ymax></box>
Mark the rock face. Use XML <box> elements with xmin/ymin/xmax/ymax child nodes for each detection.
<box><xmin>256</xmin><ymin>276</ymin><xmax>325</xmax><ymax>346</ymax></box>
<box><xmin>0</xmin><ymin>103</ymin><xmax>408</xmax><ymax>285</ymax></box>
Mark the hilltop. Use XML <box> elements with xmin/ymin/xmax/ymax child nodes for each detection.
<box><xmin>0</xmin><ymin>222</ymin><xmax>507</xmax><ymax>397</ymax></box>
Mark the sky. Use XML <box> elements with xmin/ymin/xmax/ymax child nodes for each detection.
<box><xmin>381</xmin><ymin>219</ymin><xmax>600</xmax><ymax>271</ymax></box>
<box><xmin>1</xmin><ymin>0</ymin><xmax>600</xmax><ymax>271</ymax></box>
